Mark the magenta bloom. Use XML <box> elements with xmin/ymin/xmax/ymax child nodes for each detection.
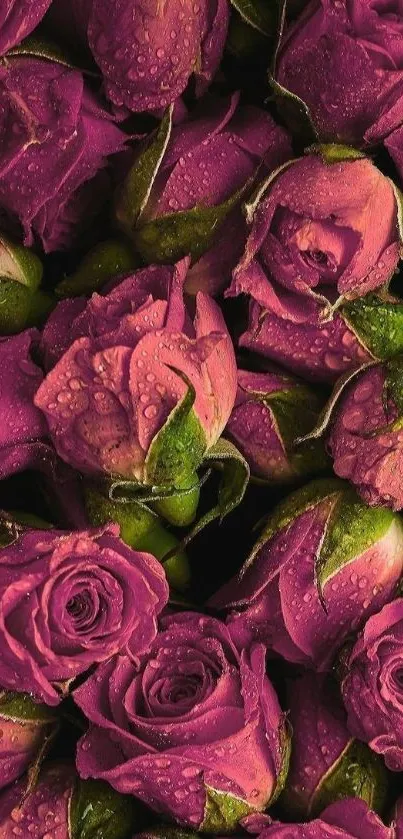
<box><xmin>210</xmin><ymin>479</ymin><xmax>403</xmax><ymax>670</ymax></box>
<box><xmin>342</xmin><ymin>598</ymin><xmax>403</xmax><ymax>771</ymax></box>
<box><xmin>226</xmin><ymin>369</ymin><xmax>326</xmax><ymax>481</ymax></box>
<box><xmin>0</xmin><ymin>524</ymin><xmax>168</xmax><ymax>705</ymax></box>
<box><xmin>87</xmin><ymin>0</ymin><xmax>230</xmax><ymax>112</ymax></box>
<box><xmin>229</xmin><ymin>153</ymin><xmax>400</xmax><ymax>313</ymax></box>
<box><xmin>276</xmin><ymin>0</ymin><xmax>403</xmax><ymax>145</ymax></box>
<box><xmin>135</xmin><ymin>93</ymin><xmax>291</xmax><ymax>296</ymax></box>
<box><xmin>0</xmin><ymin>0</ymin><xmax>52</xmax><ymax>54</ymax></box>
<box><xmin>257</xmin><ymin>799</ymin><xmax>392</xmax><ymax>839</ymax></box>
<box><xmin>283</xmin><ymin>672</ymin><xmax>386</xmax><ymax>818</ymax></box>
<box><xmin>0</xmin><ymin>54</ymin><xmax>126</xmax><ymax>252</ymax></box>
<box><xmin>329</xmin><ymin>359</ymin><xmax>403</xmax><ymax>510</ymax></box>
<box><xmin>75</xmin><ymin>612</ymin><xmax>288</xmax><ymax>832</ymax></box>
<box><xmin>35</xmin><ymin>260</ymin><xmax>236</xmax><ymax>484</ymax></box>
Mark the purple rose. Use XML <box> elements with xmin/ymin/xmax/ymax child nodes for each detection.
<box><xmin>86</xmin><ymin>0</ymin><xmax>229</xmax><ymax>112</ymax></box>
<box><xmin>130</xmin><ymin>93</ymin><xmax>291</xmax><ymax>296</ymax></box>
<box><xmin>226</xmin><ymin>369</ymin><xmax>327</xmax><ymax>481</ymax></box>
<box><xmin>276</xmin><ymin>0</ymin><xmax>403</xmax><ymax>146</ymax></box>
<box><xmin>0</xmin><ymin>329</ymin><xmax>54</xmax><ymax>479</ymax></box>
<box><xmin>329</xmin><ymin>359</ymin><xmax>403</xmax><ymax>510</ymax></box>
<box><xmin>257</xmin><ymin>799</ymin><xmax>392</xmax><ymax>839</ymax></box>
<box><xmin>228</xmin><ymin>152</ymin><xmax>400</xmax><ymax>316</ymax></box>
<box><xmin>282</xmin><ymin>672</ymin><xmax>387</xmax><ymax>819</ymax></box>
<box><xmin>0</xmin><ymin>54</ymin><xmax>126</xmax><ymax>252</ymax></box>
<box><xmin>35</xmin><ymin>261</ymin><xmax>236</xmax><ymax>488</ymax></box>
<box><xmin>0</xmin><ymin>0</ymin><xmax>52</xmax><ymax>55</ymax></box>
<box><xmin>0</xmin><ymin>691</ymin><xmax>56</xmax><ymax>790</ymax></box>
<box><xmin>0</xmin><ymin>523</ymin><xmax>168</xmax><ymax>705</ymax></box>
<box><xmin>0</xmin><ymin>762</ymin><xmax>135</xmax><ymax>838</ymax></box>
<box><xmin>342</xmin><ymin>598</ymin><xmax>403</xmax><ymax>771</ymax></box>
<box><xmin>74</xmin><ymin>612</ymin><xmax>288</xmax><ymax>832</ymax></box>
<box><xmin>210</xmin><ymin>479</ymin><xmax>403</xmax><ymax>670</ymax></box>
<box><xmin>392</xmin><ymin>795</ymin><xmax>403</xmax><ymax>836</ymax></box>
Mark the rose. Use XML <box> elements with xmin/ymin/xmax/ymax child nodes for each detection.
<box><xmin>228</xmin><ymin>150</ymin><xmax>401</xmax><ymax>318</ymax></box>
<box><xmin>210</xmin><ymin>478</ymin><xmax>403</xmax><ymax>670</ymax></box>
<box><xmin>35</xmin><ymin>260</ymin><xmax>237</xmax><ymax>525</ymax></box>
<box><xmin>0</xmin><ymin>691</ymin><xmax>56</xmax><ymax>790</ymax></box>
<box><xmin>85</xmin><ymin>0</ymin><xmax>229</xmax><ymax>113</ymax></box>
<box><xmin>0</xmin><ymin>0</ymin><xmax>52</xmax><ymax>55</ymax></box>
<box><xmin>225</xmin><ymin>369</ymin><xmax>327</xmax><ymax>481</ymax></box>
<box><xmin>0</xmin><ymin>762</ymin><xmax>136</xmax><ymax>838</ymax></box>
<box><xmin>275</xmin><ymin>0</ymin><xmax>403</xmax><ymax>146</ymax></box>
<box><xmin>0</xmin><ymin>52</ymin><xmax>126</xmax><ymax>252</ymax></box>
<box><xmin>121</xmin><ymin>93</ymin><xmax>292</xmax><ymax>296</ymax></box>
<box><xmin>256</xmin><ymin>800</ymin><xmax>392</xmax><ymax>839</ymax></box>
<box><xmin>282</xmin><ymin>672</ymin><xmax>387</xmax><ymax>819</ymax></box>
<box><xmin>341</xmin><ymin>598</ymin><xmax>403</xmax><ymax>771</ymax></box>
<box><xmin>329</xmin><ymin>357</ymin><xmax>403</xmax><ymax>510</ymax></box>
<box><xmin>0</xmin><ymin>523</ymin><xmax>168</xmax><ymax>705</ymax></box>
<box><xmin>74</xmin><ymin>612</ymin><xmax>289</xmax><ymax>833</ymax></box>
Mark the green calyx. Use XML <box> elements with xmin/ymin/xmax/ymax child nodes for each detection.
<box><xmin>248</xmin><ymin>478</ymin><xmax>396</xmax><ymax>596</ymax></box>
<box><xmin>70</xmin><ymin>777</ymin><xmax>136</xmax><ymax>839</ymax></box>
<box><xmin>307</xmin><ymin>144</ymin><xmax>366</xmax><ymax>164</ymax></box>
<box><xmin>385</xmin><ymin>355</ymin><xmax>403</xmax><ymax>414</ymax></box>
<box><xmin>309</xmin><ymin>740</ymin><xmax>388</xmax><ymax>819</ymax></box>
<box><xmin>0</xmin><ymin>690</ymin><xmax>56</xmax><ymax>724</ymax></box>
<box><xmin>200</xmin><ymin>787</ymin><xmax>255</xmax><ymax>834</ymax></box>
<box><xmin>56</xmin><ymin>240</ymin><xmax>137</xmax><ymax>298</ymax></box>
<box><xmin>229</xmin><ymin>0</ymin><xmax>277</xmax><ymax>36</ymax></box>
<box><xmin>342</xmin><ymin>295</ymin><xmax>403</xmax><ymax>360</ymax></box>
<box><xmin>0</xmin><ymin>234</ymin><xmax>51</xmax><ymax>333</ymax></box>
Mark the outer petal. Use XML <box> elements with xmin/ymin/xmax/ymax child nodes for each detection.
<box><xmin>0</xmin><ymin>0</ymin><xmax>52</xmax><ymax>55</ymax></box>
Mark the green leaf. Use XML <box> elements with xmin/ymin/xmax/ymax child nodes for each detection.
<box><xmin>0</xmin><ymin>691</ymin><xmax>56</xmax><ymax>723</ymax></box>
<box><xmin>145</xmin><ymin>376</ymin><xmax>207</xmax><ymax>489</ymax></box>
<box><xmin>229</xmin><ymin>0</ymin><xmax>277</xmax><ymax>35</ymax></box>
<box><xmin>311</xmin><ymin>739</ymin><xmax>388</xmax><ymax>818</ymax></box>
<box><xmin>0</xmin><ymin>234</ymin><xmax>42</xmax><ymax>290</ymax></box>
<box><xmin>316</xmin><ymin>485</ymin><xmax>397</xmax><ymax>592</ymax></box>
<box><xmin>385</xmin><ymin>355</ymin><xmax>403</xmax><ymax>414</ymax></box>
<box><xmin>308</xmin><ymin>144</ymin><xmax>366</xmax><ymax>163</ymax></box>
<box><xmin>134</xmin><ymin>180</ymin><xmax>249</xmax><ymax>265</ymax></box>
<box><xmin>342</xmin><ymin>295</ymin><xmax>403</xmax><ymax>360</ymax></box>
<box><xmin>56</xmin><ymin>240</ymin><xmax>137</xmax><ymax>298</ymax></box>
<box><xmin>70</xmin><ymin>778</ymin><xmax>136</xmax><ymax>839</ymax></box>
<box><xmin>201</xmin><ymin>786</ymin><xmax>254</xmax><ymax>834</ymax></box>
<box><xmin>115</xmin><ymin>106</ymin><xmax>173</xmax><ymax>236</ymax></box>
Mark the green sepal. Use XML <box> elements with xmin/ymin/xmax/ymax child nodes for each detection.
<box><xmin>390</xmin><ymin>180</ymin><xmax>403</xmax><ymax>249</ymax></box>
<box><xmin>269</xmin><ymin>0</ymin><xmax>317</xmax><ymax>143</ymax></box>
<box><xmin>83</xmin><ymin>484</ymin><xmax>191</xmax><ymax>591</ymax></box>
<box><xmin>56</xmin><ymin>240</ymin><xmax>137</xmax><ymax>298</ymax></box>
<box><xmin>341</xmin><ymin>294</ymin><xmax>403</xmax><ymax>360</ymax></box>
<box><xmin>115</xmin><ymin>106</ymin><xmax>173</xmax><ymax>236</ymax></box>
<box><xmin>200</xmin><ymin>786</ymin><xmax>255</xmax><ymax>834</ymax></box>
<box><xmin>229</xmin><ymin>0</ymin><xmax>277</xmax><ymax>35</ymax></box>
<box><xmin>70</xmin><ymin>777</ymin><xmax>136</xmax><ymax>839</ymax></box>
<box><xmin>0</xmin><ymin>234</ymin><xmax>42</xmax><ymax>290</ymax></box>
<box><xmin>308</xmin><ymin>144</ymin><xmax>366</xmax><ymax>164</ymax></box>
<box><xmin>6</xmin><ymin>35</ymin><xmax>77</xmax><ymax>68</ymax></box>
<box><xmin>226</xmin><ymin>12</ymin><xmax>271</xmax><ymax>59</ymax></box>
<box><xmin>134</xmin><ymin>181</ymin><xmax>250</xmax><ymax>266</ymax></box>
<box><xmin>261</xmin><ymin>385</ymin><xmax>329</xmax><ymax>480</ymax></box>
<box><xmin>309</xmin><ymin>739</ymin><xmax>388</xmax><ymax>818</ymax></box>
<box><xmin>269</xmin><ymin>719</ymin><xmax>292</xmax><ymax>807</ymax></box>
<box><xmin>0</xmin><ymin>690</ymin><xmax>56</xmax><ymax>724</ymax></box>
<box><xmin>385</xmin><ymin>355</ymin><xmax>403</xmax><ymax>413</ymax></box>
<box><xmin>0</xmin><ymin>280</ymin><xmax>33</xmax><ymax>334</ymax></box>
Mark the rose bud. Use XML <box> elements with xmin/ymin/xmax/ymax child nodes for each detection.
<box><xmin>35</xmin><ymin>260</ymin><xmax>237</xmax><ymax>526</ymax></box>
<box><xmin>0</xmin><ymin>691</ymin><xmax>57</xmax><ymax>790</ymax></box>
<box><xmin>210</xmin><ymin>478</ymin><xmax>403</xmax><ymax>670</ymax></box>
<box><xmin>329</xmin><ymin>356</ymin><xmax>403</xmax><ymax>510</ymax></box>
<box><xmin>0</xmin><ymin>523</ymin><xmax>168</xmax><ymax>705</ymax></box>
<box><xmin>282</xmin><ymin>672</ymin><xmax>388</xmax><ymax>819</ymax></box>
<box><xmin>0</xmin><ymin>329</ymin><xmax>54</xmax><ymax>479</ymax></box>
<box><xmin>0</xmin><ymin>0</ymin><xmax>52</xmax><ymax>55</ymax></box>
<box><xmin>119</xmin><ymin>93</ymin><xmax>292</xmax><ymax>296</ymax></box>
<box><xmin>228</xmin><ymin>149</ymin><xmax>401</xmax><ymax>318</ymax></box>
<box><xmin>275</xmin><ymin>0</ymin><xmax>403</xmax><ymax>146</ymax></box>
<box><xmin>256</xmin><ymin>799</ymin><xmax>391</xmax><ymax>839</ymax></box>
<box><xmin>0</xmin><ymin>762</ymin><xmax>136</xmax><ymax>838</ymax></box>
<box><xmin>226</xmin><ymin>369</ymin><xmax>328</xmax><ymax>482</ymax></box>
<box><xmin>74</xmin><ymin>612</ymin><xmax>289</xmax><ymax>833</ymax></box>
<box><xmin>85</xmin><ymin>0</ymin><xmax>230</xmax><ymax>113</ymax></box>
<box><xmin>0</xmin><ymin>50</ymin><xmax>126</xmax><ymax>252</ymax></box>
<box><xmin>341</xmin><ymin>598</ymin><xmax>403</xmax><ymax>772</ymax></box>
<box><xmin>0</xmin><ymin>234</ymin><xmax>53</xmax><ymax>334</ymax></box>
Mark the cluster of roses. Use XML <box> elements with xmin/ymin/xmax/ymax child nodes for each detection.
<box><xmin>1</xmin><ymin>1</ymin><xmax>403</xmax><ymax>838</ymax></box>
